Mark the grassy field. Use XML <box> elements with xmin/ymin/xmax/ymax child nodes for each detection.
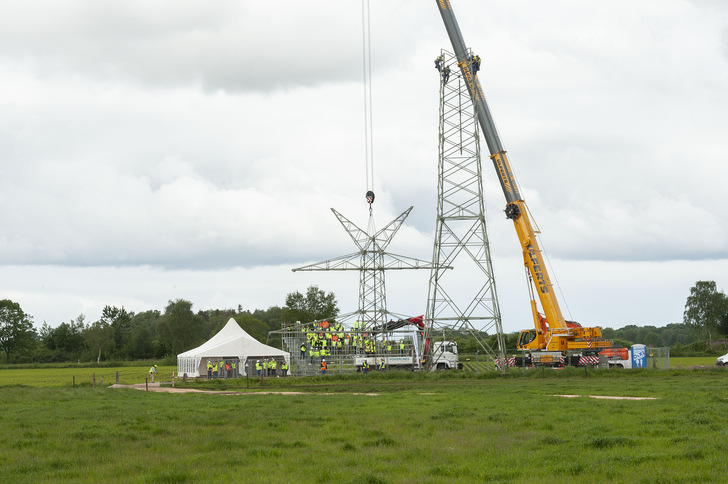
<box><xmin>2</xmin><ymin>365</ymin><xmax>728</xmax><ymax>483</ymax></box>
<box><xmin>0</xmin><ymin>365</ymin><xmax>178</xmax><ymax>388</ymax></box>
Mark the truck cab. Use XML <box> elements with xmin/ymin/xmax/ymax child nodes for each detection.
<box><xmin>431</xmin><ymin>341</ymin><xmax>462</xmax><ymax>370</ymax></box>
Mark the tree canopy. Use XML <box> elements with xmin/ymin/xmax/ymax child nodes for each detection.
<box><xmin>0</xmin><ymin>299</ymin><xmax>36</xmax><ymax>363</ymax></box>
<box><xmin>683</xmin><ymin>280</ymin><xmax>728</xmax><ymax>344</ymax></box>
<box><xmin>283</xmin><ymin>285</ymin><xmax>339</xmax><ymax>325</ymax></box>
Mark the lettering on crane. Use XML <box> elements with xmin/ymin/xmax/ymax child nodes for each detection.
<box><xmin>460</xmin><ymin>61</ymin><xmax>483</xmax><ymax>102</ymax></box>
<box><xmin>437</xmin><ymin>0</ymin><xmax>453</xmax><ymax>11</ymax></box>
<box><xmin>492</xmin><ymin>153</ymin><xmax>514</xmax><ymax>196</ymax></box>
<box><xmin>527</xmin><ymin>245</ymin><xmax>549</xmax><ymax>294</ymax></box>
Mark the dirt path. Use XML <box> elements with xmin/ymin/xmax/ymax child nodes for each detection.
<box><xmin>553</xmin><ymin>394</ymin><xmax>659</xmax><ymax>400</ymax></box>
<box><xmin>109</xmin><ymin>383</ymin><xmax>379</xmax><ymax>396</ymax></box>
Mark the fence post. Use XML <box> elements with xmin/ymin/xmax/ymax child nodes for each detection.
<box><xmin>73</xmin><ymin>376</ymin><xmax>76</xmax><ymax>388</ymax></box>
<box><xmin>145</xmin><ymin>378</ymin><xmax>148</xmax><ymax>391</ymax></box>
<box><xmin>115</xmin><ymin>371</ymin><xmax>119</xmax><ymax>383</ymax></box>
<box><xmin>93</xmin><ymin>373</ymin><xmax>96</xmax><ymax>388</ymax></box>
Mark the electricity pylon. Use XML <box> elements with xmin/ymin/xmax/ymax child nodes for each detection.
<box><xmin>425</xmin><ymin>49</ymin><xmax>507</xmax><ymax>373</ymax></box>
<box><xmin>293</xmin><ymin>202</ymin><xmax>435</xmax><ymax>330</ymax></box>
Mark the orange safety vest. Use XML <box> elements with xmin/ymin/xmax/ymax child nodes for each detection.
<box><xmin>321</xmin><ymin>361</ymin><xmax>327</xmax><ymax>371</ymax></box>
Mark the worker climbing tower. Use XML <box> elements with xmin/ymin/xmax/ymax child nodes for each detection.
<box><xmin>425</xmin><ymin>50</ymin><xmax>507</xmax><ymax>372</ymax></box>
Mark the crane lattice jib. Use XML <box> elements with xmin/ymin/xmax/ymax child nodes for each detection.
<box><xmin>435</xmin><ymin>0</ymin><xmax>568</xmax><ymax>330</ymax></box>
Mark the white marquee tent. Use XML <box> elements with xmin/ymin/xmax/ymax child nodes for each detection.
<box><xmin>177</xmin><ymin>318</ymin><xmax>290</xmax><ymax>377</ymax></box>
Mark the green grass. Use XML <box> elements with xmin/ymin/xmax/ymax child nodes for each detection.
<box><xmin>2</xmin><ymin>367</ymin><xmax>728</xmax><ymax>482</ymax></box>
<box><xmin>0</xmin><ymin>365</ymin><xmax>176</xmax><ymax>387</ymax></box>
<box><xmin>670</xmin><ymin>356</ymin><xmax>719</xmax><ymax>367</ymax></box>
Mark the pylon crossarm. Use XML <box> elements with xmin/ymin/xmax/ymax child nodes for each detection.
<box><xmin>331</xmin><ymin>208</ymin><xmax>372</xmax><ymax>250</ymax></box>
<box><xmin>378</xmin><ymin>252</ymin><xmax>446</xmax><ymax>270</ymax></box>
<box><xmin>371</xmin><ymin>206</ymin><xmax>413</xmax><ymax>250</ymax></box>
<box><xmin>292</xmin><ymin>253</ymin><xmax>362</xmax><ymax>271</ymax></box>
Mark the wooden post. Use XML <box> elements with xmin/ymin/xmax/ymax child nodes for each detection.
<box><xmin>115</xmin><ymin>371</ymin><xmax>119</xmax><ymax>383</ymax></box>
<box><xmin>73</xmin><ymin>376</ymin><xmax>76</xmax><ymax>388</ymax></box>
<box><xmin>93</xmin><ymin>373</ymin><xmax>96</xmax><ymax>388</ymax></box>
<box><xmin>145</xmin><ymin>378</ymin><xmax>148</xmax><ymax>391</ymax></box>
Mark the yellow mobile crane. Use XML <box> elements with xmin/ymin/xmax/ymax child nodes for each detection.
<box><xmin>435</xmin><ymin>1</ymin><xmax>611</xmax><ymax>366</ymax></box>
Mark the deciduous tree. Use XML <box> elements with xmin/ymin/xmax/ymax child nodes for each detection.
<box><xmin>0</xmin><ymin>299</ymin><xmax>36</xmax><ymax>363</ymax></box>
<box><xmin>683</xmin><ymin>281</ymin><xmax>728</xmax><ymax>345</ymax></box>
<box><xmin>84</xmin><ymin>320</ymin><xmax>115</xmax><ymax>364</ymax></box>
<box><xmin>157</xmin><ymin>299</ymin><xmax>204</xmax><ymax>355</ymax></box>
<box><xmin>283</xmin><ymin>286</ymin><xmax>339</xmax><ymax>324</ymax></box>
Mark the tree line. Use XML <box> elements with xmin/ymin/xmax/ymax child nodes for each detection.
<box><xmin>1</xmin><ymin>281</ymin><xmax>726</xmax><ymax>364</ymax></box>
<box><xmin>0</xmin><ymin>286</ymin><xmax>338</xmax><ymax>364</ymax></box>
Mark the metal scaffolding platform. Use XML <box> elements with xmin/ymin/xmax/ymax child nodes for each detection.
<box><xmin>275</xmin><ymin>312</ymin><xmax>457</xmax><ymax>377</ymax></box>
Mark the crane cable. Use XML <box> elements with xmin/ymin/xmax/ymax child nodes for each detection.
<box><xmin>362</xmin><ymin>0</ymin><xmax>375</xmax><ymax>209</ymax></box>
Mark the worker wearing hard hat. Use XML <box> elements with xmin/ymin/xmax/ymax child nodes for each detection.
<box><xmin>320</xmin><ymin>359</ymin><xmax>327</xmax><ymax>375</ymax></box>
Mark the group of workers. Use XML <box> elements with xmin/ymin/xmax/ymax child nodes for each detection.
<box><xmin>206</xmin><ymin>359</ymin><xmax>240</xmax><ymax>380</ymax></box>
<box><xmin>434</xmin><ymin>53</ymin><xmax>481</xmax><ymax>84</ymax></box>
<box><xmin>254</xmin><ymin>358</ymin><xmax>289</xmax><ymax>378</ymax></box>
<box><xmin>206</xmin><ymin>358</ymin><xmax>290</xmax><ymax>379</ymax></box>
<box><xmin>298</xmin><ymin>320</ymin><xmax>412</xmax><ymax>364</ymax></box>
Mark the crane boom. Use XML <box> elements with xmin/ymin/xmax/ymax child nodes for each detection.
<box><xmin>435</xmin><ymin>0</ymin><xmax>568</xmax><ymax>331</ymax></box>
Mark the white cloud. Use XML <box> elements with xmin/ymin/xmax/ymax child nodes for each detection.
<box><xmin>0</xmin><ymin>0</ymin><xmax>726</xmax><ymax>332</ymax></box>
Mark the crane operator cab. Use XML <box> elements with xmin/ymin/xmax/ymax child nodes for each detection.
<box><xmin>517</xmin><ymin>329</ymin><xmax>541</xmax><ymax>351</ymax></box>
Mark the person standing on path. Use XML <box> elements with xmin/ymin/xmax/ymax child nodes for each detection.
<box><xmin>149</xmin><ymin>365</ymin><xmax>158</xmax><ymax>382</ymax></box>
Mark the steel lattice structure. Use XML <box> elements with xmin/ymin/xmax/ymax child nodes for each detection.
<box><xmin>424</xmin><ymin>49</ymin><xmax>507</xmax><ymax>373</ymax></box>
<box><xmin>293</xmin><ymin>206</ymin><xmax>434</xmax><ymax>330</ymax></box>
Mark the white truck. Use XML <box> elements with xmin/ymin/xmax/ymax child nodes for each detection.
<box><xmin>355</xmin><ymin>340</ymin><xmax>461</xmax><ymax>371</ymax></box>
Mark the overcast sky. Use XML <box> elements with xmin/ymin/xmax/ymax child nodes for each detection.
<box><xmin>1</xmin><ymin>0</ymin><xmax>727</xmax><ymax>334</ymax></box>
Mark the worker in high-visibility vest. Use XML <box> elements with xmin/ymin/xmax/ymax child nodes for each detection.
<box><xmin>207</xmin><ymin>360</ymin><xmax>213</xmax><ymax>380</ymax></box>
<box><xmin>320</xmin><ymin>359</ymin><xmax>327</xmax><ymax>375</ymax></box>
<box><xmin>255</xmin><ymin>360</ymin><xmax>262</xmax><ymax>377</ymax></box>
<box><xmin>281</xmin><ymin>361</ymin><xmax>288</xmax><ymax>377</ymax></box>
<box><xmin>149</xmin><ymin>365</ymin><xmax>158</xmax><ymax>382</ymax></box>
<box><xmin>362</xmin><ymin>360</ymin><xmax>369</xmax><ymax>374</ymax></box>
<box><xmin>270</xmin><ymin>359</ymin><xmax>277</xmax><ymax>377</ymax></box>
<box><xmin>212</xmin><ymin>360</ymin><xmax>218</xmax><ymax>379</ymax></box>
<box><xmin>379</xmin><ymin>359</ymin><xmax>386</xmax><ymax>371</ymax></box>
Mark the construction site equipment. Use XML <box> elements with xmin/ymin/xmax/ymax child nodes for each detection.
<box><xmin>276</xmin><ymin>314</ymin><xmax>459</xmax><ymax>376</ymax></box>
<box><xmin>356</xmin><ymin>316</ymin><xmax>461</xmax><ymax>371</ymax></box>
<box><xmin>435</xmin><ymin>1</ymin><xmax>611</xmax><ymax>366</ymax></box>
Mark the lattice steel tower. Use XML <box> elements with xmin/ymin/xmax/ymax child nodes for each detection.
<box><xmin>293</xmin><ymin>202</ymin><xmax>433</xmax><ymax>330</ymax></box>
<box><xmin>425</xmin><ymin>50</ymin><xmax>507</xmax><ymax>372</ymax></box>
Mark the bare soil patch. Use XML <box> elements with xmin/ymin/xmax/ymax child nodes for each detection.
<box><xmin>553</xmin><ymin>394</ymin><xmax>659</xmax><ymax>400</ymax></box>
<box><xmin>109</xmin><ymin>383</ymin><xmax>378</xmax><ymax>396</ymax></box>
